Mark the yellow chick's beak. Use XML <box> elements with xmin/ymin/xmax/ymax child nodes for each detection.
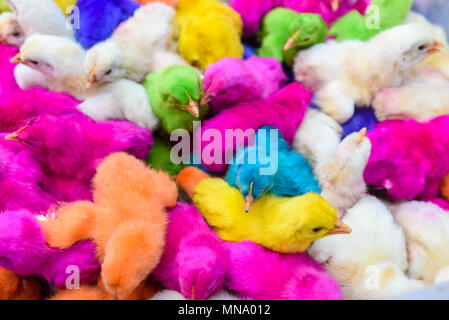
<box><xmin>330</xmin><ymin>0</ymin><xmax>340</xmax><ymax>11</ymax></box>
<box><xmin>357</xmin><ymin>127</ymin><xmax>367</xmax><ymax>144</ymax></box>
<box><xmin>86</xmin><ymin>65</ymin><xmax>98</xmax><ymax>89</ymax></box>
<box><xmin>10</xmin><ymin>52</ymin><xmax>22</xmax><ymax>64</ymax></box>
<box><xmin>327</xmin><ymin>219</ymin><xmax>351</xmax><ymax>235</ymax></box>
<box><xmin>185</xmin><ymin>93</ymin><xmax>200</xmax><ymax>118</ymax></box>
<box><xmin>284</xmin><ymin>30</ymin><xmax>300</xmax><ymax>51</ymax></box>
<box><xmin>427</xmin><ymin>39</ymin><xmax>444</xmax><ymax>55</ymax></box>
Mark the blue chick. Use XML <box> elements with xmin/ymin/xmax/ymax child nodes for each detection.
<box><xmin>74</xmin><ymin>0</ymin><xmax>140</xmax><ymax>49</ymax></box>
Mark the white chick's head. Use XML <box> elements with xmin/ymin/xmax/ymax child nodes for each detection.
<box><xmin>85</xmin><ymin>42</ymin><xmax>123</xmax><ymax>88</ymax></box>
<box><xmin>373</xmin><ymin>24</ymin><xmax>444</xmax><ymax>70</ymax></box>
<box><xmin>12</xmin><ymin>34</ymin><xmax>85</xmax><ymax>78</ymax></box>
<box><xmin>0</xmin><ymin>12</ymin><xmax>24</xmax><ymax>47</ymax></box>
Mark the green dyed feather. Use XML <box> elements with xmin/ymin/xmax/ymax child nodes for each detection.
<box><xmin>144</xmin><ymin>65</ymin><xmax>208</xmax><ymax>134</ymax></box>
<box><xmin>147</xmin><ymin>137</ymin><xmax>184</xmax><ymax>177</ymax></box>
<box><xmin>330</xmin><ymin>0</ymin><xmax>413</xmax><ymax>41</ymax></box>
<box><xmin>258</xmin><ymin>9</ymin><xmax>327</xmax><ymax>66</ymax></box>
<box><xmin>0</xmin><ymin>0</ymin><xmax>10</xmax><ymax>12</ymax></box>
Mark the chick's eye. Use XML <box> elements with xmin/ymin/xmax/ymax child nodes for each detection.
<box><xmin>418</xmin><ymin>45</ymin><xmax>427</xmax><ymax>51</ymax></box>
<box><xmin>29</xmin><ymin>60</ymin><xmax>39</xmax><ymax>65</ymax></box>
<box><xmin>312</xmin><ymin>228</ymin><xmax>323</xmax><ymax>233</ymax></box>
<box><xmin>12</xmin><ymin>32</ymin><xmax>20</xmax><ymax>37</ymax></box>
<box><xmin>105</xmin><ymin>69</ymin><xmax>112</xmax><ymax>76</ymax></box>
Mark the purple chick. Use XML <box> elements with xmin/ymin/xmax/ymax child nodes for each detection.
<box><xmin>0</xmin><ymin>44</ymin><xmax>19</xmax><ymax>97</ymax></box>
<box><xmin>152</xmin><ymin>203</ymin><xmax>230</xmax><ymax>300</ymax></box>
<box><xmin>224</xmin><ymin>241</ymin><xmax>343</xmax><ymax>300</ymax></box>
<box><xmin>0</xmin><ymin>210</ymin><xmax>100</xmax><ymax>289</ymax></box>
<box><xmin>202</xmin><ymin>57</ymin><xmax>287</xmax><ymax>114</ymax></box>
<box><xmin>194</xmin><ymin>82</ymin><xmax>312</xmax><ymax>173</ymax></box>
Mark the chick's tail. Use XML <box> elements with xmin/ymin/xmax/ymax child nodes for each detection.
<box><xmin>176</xmin><ymin>166</ymin><xmax>212</xmax><ymax>199</ymax></box>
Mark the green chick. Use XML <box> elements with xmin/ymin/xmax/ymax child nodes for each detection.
<box><xmin>0</xmin><ymin>0</ymin><xmax>10</xmax><ymax>12</ymax></box>
<box><xmin>330</xmin><ymin>0</ymin><xmax>413</xmax><ymax>41</ymax></box>
<box><xmin>144</xmin><ymin>65</ymin><xmax>208</xmax><ymax>134</ymax></box>
<box><xmin>147</xmin><ymin>136</ymin><xmax>184</xmax><ymax>177</ymax></box>
<box><xmin>258</xmin><ymin>9</ymin><xmax>327</xmax><ymax>66</ymax></box>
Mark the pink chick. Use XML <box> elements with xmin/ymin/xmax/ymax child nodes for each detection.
<box><xmin>152</xmin><ymin>203</ymin><xmax>230</xmax><ymax>300</ymax></box>
<box><xmin>194</xmin><ymin>82</ymin><xmax>312</xmax><ymax>173</ymax></box>
<box><xmin>202</xmin><ymin>57</ymin><xmax>287</xmax><ymax>114</ymax></box>
<box><xmin>230</xmin><ymin>0</ymin><xmax>369</xmax><ymax>37</ymax></box>
<box><xmin>224</xmin><ymin>241</ymin><xmax>343</xmax><ymax>300</ymax></box>
<box><xmin>0</xmin><ymin>210</ymin><xmax>100</xmax><ymax>289</ymax></box>
<box><xmin>364</xmin><ymin>115</ymin><xmax>449</xmax><ymax>201</ymax></box>
<box><xmin>0</xmin><ymin>43</ymin><xmax>20</xmax><ymax>96</ymax></box>
<box><xmin>5</xmin><ymin>114</ymin><xmax>153</xmax><ymax>182</ymax></box>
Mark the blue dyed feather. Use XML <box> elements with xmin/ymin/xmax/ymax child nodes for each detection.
<box><xmin>342</xmin><ymin>107</ymin><xmax>378</xmax><ymax>139</ymax></box>
<box><xmin>74</xmin><ymin>0</ymin><xmax>140</xmax><ymax>49</ymax></box>
<box><xmin>226</xmin><ymin>126</ymin><xmax>321</xmax><ymax>199</ymax></box>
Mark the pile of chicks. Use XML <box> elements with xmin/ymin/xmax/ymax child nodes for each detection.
<box><xmin>0</xmin><ymin>0</ymin><xmax>448</xmax><ymax>300</ymax></box>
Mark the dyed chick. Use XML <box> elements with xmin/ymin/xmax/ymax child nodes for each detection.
<box><xmin>225</xmin><ymin>241</ymin><xmax>343</xmax><ymax>300</ymax></box>
<box><xmin>318</xmin><ymin>128</ymin><xmax>371</xmax><ymax>214</ymax></box>
<box><xmin>202</xmin><ymin>57</ymin><xmax>287</xmax><ymax>114</ymax></box>
<box><xmin>226</xmin><ymin>126</ymin><xmax>321</xmax><ymax>210</ymax></box>
<box><xmin>85</xmin><ymin>2</ymin><xmax>185</xmax><ymax>88</ymax></box>
<box><xmin>147</xmin><ymin>137</ymin><xmax>184</xmax><ymax>177</ymax></box>
<box><xmin>293</xmin><ymin>108</ymin><xmax>342</xmax><ymax>171</ymax></box>
<box><xmin>330</xmin><ymin>0</ymin><xmax>413</xmax><ymax>41</ymax></box>
<box><xmin>5</xmin><ymin>114</ymin><xmax>153</xmax><ymax>182</ymax></box>
<box><xmin>0</xmin><ymin>43</ymin><xmax>20</xmax><ymax>98</ymax></box>
<box><xmin>373</xmin><ymin>67</ymin><xmax>449</xmax><ymax>122</ymax></box>
<box><xmin>152</xmin><ymin>290</ymin><xmax>238</xmax><ymax>300</ymax></box>
<box><xmin>0</xmin><ymin>210</ymin><xmax>100</xmax><ymax>289</ymax></box>
<box><xmin>309</xmin><ymin>196</ymin><xmax>424</xmax><ymax>299</ymax></box>
<box><xmin>54</xmin><ymin>0</ymin><xmax>77</xmax><ymax>14</ymax></box>
<box><xmin>393</xmin><ymin>201</ymin><xmax>449</xmax><ymax>285</ymax></box>
<box><xmin>364</xmin><ymin>115</ymin><xmax>449</xmax><ymax>201</ymax></box>
<box><xmin>194</xmin><ymin>82</ymin><xmax>312</xmax><ymax>173</ymax></box>
<box><xmin>40</xmin><ymin>153</ymin><xmax>178</xmax><ymax>300</ymax></box>
<box><xmin>191</xmin><ymin>178</ymin><xmax>350</xmax><ymax>253</ymax></box>
<box><xmin>258</xmin><ymin>9</ymin><xmax>327</xmax><ymax>66</ymax></box>
<box><xmin>152</xmin><ymin>203</ymin><xmax>230</xmax><ymax>300</ymax></box>
<box><xmin>176</xmin><ymin>0</ymin><xmax>244</xmax><ymax>70</ymax></box>
<box><xmin>0</xmin><ymin>0</ymin><xmax>10</xmax><ymax>11</ymax></box>
<box><xmin>0</xmin><ymin>268</ymin><xmax>41</xmax><ymax>300</ymax></box>
<box><xmin>6</xmin><ymin>0</ymin><xmax>73</xmax><ymax>40</ymax></box>
<box><xmin>74</xmin><ymin>0</ymin><xmax>141</xmax><ymax>49</ymax></box>
<box><xmin>0</xmin><ymin>12</ymin><xmax>24</xmax><ymax>47</ymax></box>
<box><xmin>294</xmin><ymin>24</ymin><xmax>443</xmax><ymax>123</ymax></box>
<box><xmin>144</xmin><ymin>65</ymin><xmax>207</xmax><ymax>133</ymax></box>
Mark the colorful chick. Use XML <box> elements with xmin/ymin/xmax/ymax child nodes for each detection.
<box><xmin>54</xmin><ymin>0</ymin><xmax>77</xmax><ymax>14</ymax></box>
<box><xmin>40</xmin><ymin>153</ymin><xmax>178</xmax><ymax>299</ymax></box>
<box><xmin>225</xmin><ymin>241</ymin><xmax>343</xmax><ymax>300</ymax></box>
<box><xmin>0</xmin><ymin>0</ymin><xmax>10</xmax><ymax>11</ymax></box>
<box><xmin>74</xmin><ymin>0</ymin><xmax>141</xmax><ymax>49</ymax></box>
<box><xmin>226</xmin><ymin>126</ymin><xmax>321</xmax><ymax>210</ymax></box>
<box><xmin>202</xmin><ymin>57</ymin><xmax>287</xmax><ymax>114</ymax></box>
<box><xmin>194</xmin><ymin>82</ymin><xmax>312</xmax><ymax>173</ymax></box>
<box><xmin>190</xmin><ymin>177</ymin><xmax>350</xmax><ymax>253</ymax></box>
<box><xmin>0</xmin><ymin>12</ymin><xmax>24</xmax><ymax>47</ymax></box>
<box><xmin>152</xmin><ymin>203</ymin><xmax>230</xmax><ymax>300</ymax></box>
<box><xmin>147</xmin><ymin>137</ymin><xmax>184</xmax><ymax>177</ymax></box>
<box><xmin>330</xmin><ymin>0</ymin><xmax>413</xmax><ymax>41</ymax></box>
<box><xmin>144</xmin><ymin>65</ymin><xmax>208</xmax><ymax>133</ymax></box>
<box><xmin>259</xmin><ymin>9</ymin><xmax>327</xmax><ymax>66</ymax></box>
<box><xmin>176</xmin><ymin>0</ymin><xmax>244</xmax><ymax>70</ymax></box>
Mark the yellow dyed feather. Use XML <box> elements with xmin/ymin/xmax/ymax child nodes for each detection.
<box><xmin>193</xmin><ymin>178</ymin><xmax>346</xmax><ymax>253</ymax></box>
<box><xmin>54</xmin><ymin>0</ymin><xmax>77</xmax><ymax>15</ymax></box>
<box><xmin>176</xmin><ymin>0</ymin><xmax>244</xmax><ymax>70</ymax></box>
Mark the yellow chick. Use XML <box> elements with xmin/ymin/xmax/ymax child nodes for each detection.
<box><xmin>54</xmin><ymin>0</ymin><xmax>77</xmax><ymax>15</ymax></box>
<box><xmin>193</xmin><ymin>178</ymin><xmax>351</xmax><ymax>254</ymax></box>
<box><xmin>176</xmin><ymin>0</ymin><xmax>244</xmax><ymax>70</ymax></box>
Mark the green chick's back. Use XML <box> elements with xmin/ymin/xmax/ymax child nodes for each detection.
<box><xmin>258</xmin><ymin>9</ymin><xmax>327</xmax><ymax>66</ymax></box>
<box><xmin>330</xmin><ymin>0</ymin><xmax>413</xmax><ymax>41</ymax></box>
<box><xmin>147</xmin><ymin>136</ymin><xmax>184</xmax><ymax>177</ymax></box>
<box><xmin>144</xmin><ymin>65</ymin><xmax>208</xmax><ymax>134</ymax></box>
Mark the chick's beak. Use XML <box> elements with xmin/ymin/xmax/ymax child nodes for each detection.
<box><xmin>86</xmin><ymin>65</ymin><xmax>97</xmax><ymax>89</ymax></box>
<box><xmin>10</xmin><ymin>52</ymin><xmax>22</xmax><ymax>64</ymax></box>
<box><xmin>244</xmin><ymin>195</ymin><xmax>255</xmax><ymax>213</ymax></box>
<box><xmin>284</xmin><ymin>30</ymin><xmax>300</xmax><ymax>51</ymax></box>
<box><xmin>200</xmin><ymin>91</ymin><xmax>213</xmax><ymax>106</ymax></box>
<box><xmin>5</xmin><ymin>125</ymin><xmax>28</xmax><ymax>144</ymax></box>
<box><xmin>357</xmin><ymin>127</ymin><xmax>367</xmax><ymax>144</ymax></box>
<box><xmin>330</xmin><ymin>0</ymin><xmax>340</xmax><ymax>11</ymax></box>
<box><xmin>427</xmin><ymin>39</ymin><xmax>444</xmax><ymax>55</ymax></box>
<box><xmin>185</xmin><ymin>94</ymin><xmax>200</xmax><ymax>118</ymax></box>
<box><xmin>191</xmin><ymin>286</ymin><xmax>196</xmax><ymax>300</ymax></box>
<box><xmin>327</xmin><ymin>219</ymin><xmax>351</xmax><ymax>235</ymax></box>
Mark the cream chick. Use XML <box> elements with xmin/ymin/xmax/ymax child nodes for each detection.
<box><xmin>294</xmin><ymin>24</ymin><xmax>444</xmax><ymax>123</ymax></box>
<box><xmin>0</xmin><ymin>12</ymin><xmax>24</xmax><ymax>47</ymax></box>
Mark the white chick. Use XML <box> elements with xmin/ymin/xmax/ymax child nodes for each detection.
<box><xmin>373</xmin><ymin>67</ymin><xmax>449</xmax><ymax>121</ymax></box>
<box><xmin>151</xmin><ymin>290</ymin><xmax>239</xmax><ymax>300</ymax></box>
<box><xmin>0</xmin><ymin>12</ymin><xmax>24</xmax><ymax>47</ymax></box>
<box><xmin>84</xmin><ymin>2</ymin><xmax>186</xmax><ymax>88</ymax></box>
<box><xmin>309</xmin><ymin>196</ymin><xmax>424</xmax><ymax>300</ymax></box>
<box><xmin>6</xmin><ymin>0</ymin><xmax>73</xmax><ymax>40</ymax></box>
<box><xmin>393</xmin><ymin>201</ymin><xmax>449</xmax><ymax>285</ymax></box>
<box><xmin>293</xmin><ymin>24</ymin><xmax>443</xmax><ymax>123</ymax></box>
<box><xmin>78</xmin><ymin>79</ymin><xmax>160</xmax><ymax>130</ymax></box>
<box><xmin>318</xmin><ymin>128</ymin><xmax>371</xmax><ymax>215</ymax></box>
<box><xmin>293</xmin><ymin>108</ymin><xmax>343</xmax><ymax>172</ymax></box>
